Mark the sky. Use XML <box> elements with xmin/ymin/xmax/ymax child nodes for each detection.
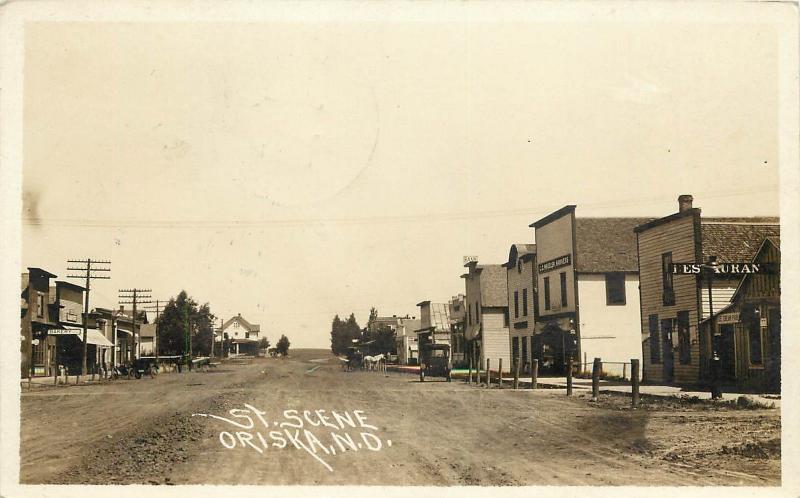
<box><xmin>21</xmin><ymin>19</ymin><xmax>780</xmax><ymax>348</ymax></box>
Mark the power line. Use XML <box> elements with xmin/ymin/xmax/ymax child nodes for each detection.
<box><xmin>66</xmin><ymin>258</ymin><xmax>111</xmax><ymax>380</ymax></box>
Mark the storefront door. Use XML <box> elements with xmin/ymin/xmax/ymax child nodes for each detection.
<box><xmin>766</xmin><ymin>307</ymin><xmax>780</xmax><ymax>391</ymax></box>
<box><xmin>718</xmin><ymin>324</ymin><xmax>736</xmax><ymax>381</ymax></box>
<box><xmin>661</xmin><ymin>319</ymin><xmax>674</xmax><ymax>382</ymax></box>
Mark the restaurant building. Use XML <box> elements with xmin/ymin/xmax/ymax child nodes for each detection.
<box><xmin>462</xmin><ymin>260</ymin><xmax>510</xmax><ymax>372</ymax></box>
<box><xmin>530</xmin><ymin>207</ymin><xmax>649</xmax><ymax>375</ymax></box>
<box><xmin>504</xmin><ymin>244</ymin><xmax>537</xmax><ymax>374</ymax></box>
<box><xmin>634</xmin><ymin>195</ymin><xmax>779</xmax><ymax>389</ymax></box>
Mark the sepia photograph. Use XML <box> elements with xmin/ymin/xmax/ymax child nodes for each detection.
<box><xmin>1</xmin><ymin>1</ymin><xmax>798</xmax><ymax>497</ymax></box>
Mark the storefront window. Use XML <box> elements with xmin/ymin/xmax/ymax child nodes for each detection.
<box><xmin>662</xmin><ymin>252</ymin><xmax>675</xmax><ymax>306</ymax></box>
<box><xmin>748</xmin><ymin>310</ymin><xmax>763</xmax><ymax>365</ymax></box>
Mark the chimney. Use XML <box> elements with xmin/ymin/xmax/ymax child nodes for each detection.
<box><xmin>119</xmin><ymin>305</ymin><xmax>124</xmax><ymax>312</ymax></box>
<box><xmin>678</xmin><ymin>195</ymin><xmax>693</xmax><ymax>213</ymax></box>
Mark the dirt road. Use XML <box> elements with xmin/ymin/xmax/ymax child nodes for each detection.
<box><xmin>20</xmin><ymin>349</ymin><xmax>780</xmax><ymax>486</ymax></box>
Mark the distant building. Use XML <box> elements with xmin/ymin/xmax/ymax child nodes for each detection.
<box><xmin>221</xmin><ymin>313</ymin><xmax>261</xmax><ymax>356</ymax></box>
<box><xmin>530</xmin><ymin>206</ymin><xmax>649</xmax><ymax>375</ymax></box>
<box><xmin>448</xmin><ymin>294</ymin><xmax>466</xmax><ymax>366</ymax></box>
<box><xmin>93</xmin><ymin>306</ymin><xmax>147</xmax><ymax>366</ymax></box>
<box><xmin>369</xmin><ymin>315</ymin><xmax>419</xmax><ymax>364</ymax></box>
<box><xmin>504</xmin><ymin>244</ymin><xmax>537</xmax><ymax>374</ymax></box>
<box><xmin>634</xmin><ymin>195</ymin><xmax>780</xmax><ymax>390</ymax></box>
<box><xmin>416</xmin><ymin>301</ymin><xmax>451</xmax><ymax>360</ymax></box>
<box><xmin>462</xmin><ymin>260</ymin><xmax>510</xmax><ymax>372</ymax></box>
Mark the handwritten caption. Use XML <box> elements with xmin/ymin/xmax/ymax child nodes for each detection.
<box><xmin>191</xmin><ymin>404</ymin><xmax>391</xmax><ymax>472</ymax></box>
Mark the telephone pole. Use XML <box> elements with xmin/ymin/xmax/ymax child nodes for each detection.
<box><xmin>67</xmin><ymin>259</ymin><xmax>111</xmax><ymax>381</ymax></box>
<box><xmin>143</xmin><ymin>299</ymin><xmax>168</xmax><ymax>361</ymax></box>
<box><xmin>118</xmin><ymin>288</ymin><xmax>152</xmax><ymax>363</ymax></box>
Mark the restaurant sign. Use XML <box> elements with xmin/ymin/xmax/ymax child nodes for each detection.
<box><xmin>670</xmin><ymin>263</ymin><xmax>778</xmax><ymax>275</ymax></box>
<box><xmin>538</xmin><ymin>254</ymin><xmax>571</xmax><ymax>273</ymax></box>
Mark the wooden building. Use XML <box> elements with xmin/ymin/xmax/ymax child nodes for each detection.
<box><xmin>462</xmin><ymin>260</ymin><xmax>510</xmax><ymax>372</ymax></box>
<box><xmin>530</xmin><ymin>207</ymin><xmax>648</xmax><ymax>375</ymax></box>
<box><xmin>504</xmin><ymin>244</ymin><xmax>537</xmax><ymax>373</ymax></box>
<box><xmin>634</xmin><ymin>195</ymin><xmax>779</xmax><ymax>388</ymax></box>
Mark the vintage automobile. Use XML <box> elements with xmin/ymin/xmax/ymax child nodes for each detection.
<box><xmin>419</xmin><ymin>343</ymin><xmax>452</xmax><ymax>382</ymax></box>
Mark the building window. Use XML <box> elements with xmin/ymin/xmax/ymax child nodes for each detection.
<box><xmin>476</xmin><ymin>303</ymin><xmax>480</xmax><ymax>322</ymax></box>
<box><xmin>233</xmin><ymin>321</ymin><xmax>239</xmax><ymax>328</ymax></box>
<box><xmin>512</xmin><ymin>337</ymin><xmax>519</xmax><ymax>363</ymax></box>
<box><xmin>517</xmin><ymin>259</ymin><xmax>522</xmax><ymax>273</ymax></box>
<box><xmin>468</xmin><ymin>306</ymin><xmax>472</xmax><ymax>326</ymax></box>
<box><xmin>662</xmin><ymin>252</ymin><xmax>675</xmax><ymax>306</ymax></box>
<box><xmin>560</xmin><ymin>272</ymin><xmax>568</xmax><ymax>307</ymax></box>
<box><xmin>649</xmin><ymin>314</ymin><xmax>661</xmax><ymax>363</ymax></box>
<box><xmin>522</xmin><ymin>288</ymin><xmax>528</xmax><ymax>317</ymax></box>
<box><xmin>748</xmin><ymin>311</ymin><xmax>763</xmax><ymax>365</ymax></box>
<box><xmin>32</xmin><ymin>340</ymin><xmax>45</xmax><ymax>366</ymax></box>
<box><xmin>521</xmin><ymin>337</ymin><xmax>528</xmax><ymax>366</ymax></box>
<box><xmin>37</xmin><ymin>293</ymin><xmax>44</xmax><ymax>318</ymax></box>
<box><xmin>677</xmin><ymin>311</ymin><xmax>691</xmax><ymax>364</ymax></box>
<box><xmin>605</xmin><ymin>273</ymin><xmax>626</xmax><ymax>305</ymax></box>
<box><xmin>245</xmin><ymin>332</ymin><xmax>250</xmax><ymax>339</ymax></box>
<box><xmin>514</xmin><ymin>291</ymin><xmax>519</xmax><ymax>319</ymax></box>
<box><xmin>503</xmin><ymin>310</ymin><xmax>509</xmax><ymax>327</ymax></box>
<box><xmin>543</xmin><ymin>277</ymin><xmax>551</xmax><ymax>310</ymax></box>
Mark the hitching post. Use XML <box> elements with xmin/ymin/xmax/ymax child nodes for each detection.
<box><xmin>486</xmin><ymin>359</ymin><xmax>491</xmax><ymax>388</ymax></box>
<box><xmin>631</xmin><ymin>359</ymin><xmax>640</xmax><ymax>408</ymax></box>
<box><xmin>513</xmin><ymin>358</ymin><xmax>520</xmax><ymax>389</ymax></box>
<box><xmin>531</xmin><ymin>359</ymin><xmax>538</xmax><ymax>390</ymax></box>
<box><xmin>498</xmin><ymin>358</ymin><xmax>503</xmax><ymax>389</ymax></box>
<box><xmin>591</xmin><ymin>357</ymin><xmax>601</xmax><ymax>402</ymax></box>
<box><xmin>467</xmin><ymin>357</ymin><xmax>473</xmax><ymax>384</ymax></box>
<box><xmin>566</xmin><ymin>356</ymin><xmax>573</xmax><ymax>396</ymax></box>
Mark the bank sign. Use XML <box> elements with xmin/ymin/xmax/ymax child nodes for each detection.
<box><xmin>538</xmin><ymin>254</ymin><xmax>571</xmax><ymax>273</ymax></box>
<box><xmin>669</xmin><ymin>263</ymin><xmax>778</xmax><ymax>275</ymax></box>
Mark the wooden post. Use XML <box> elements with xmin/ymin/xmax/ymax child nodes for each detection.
<box><xmin>566</xmin><ymin>357</ymin><xmax>573</xmax><ymax>396</ymax></box>
<box><xmin>583</xmin><ymin>352</ymin><xmax>587</xmax><ymax>374</ymax></box>
<box><xmin>631</xmin><ymin>359</ymin><xmax>640</xmax><ymax>408</ymax></box>
<box><xmin>531</xmin><ymin>359</ymin><xmax>538</xmax><ymax>389</ymax></box>
<box><xmin>623</xmin><ymin>362</ymin><xmax>627</xmax><ymax>381</ymax></box>
<box><xmin>498</xmin><ymin>358</ymin><xmax>503</xmax><ymax>389</ymax></box>
<box><xmin>486</xmin><ymin>359</ymin><xmax>491</xmax><ymax>388</ymax></box>
<box><xmin>513</xmin><ymin>358</ymin><xmax>520</xmax><ymax>389</ymax></box>
<box><xmin>591</xmin><ymin>357</ymin><xmax>601</xmax><ymax>401</ymax></box>
<box><xmin>467</xmin><ymin>357</ymin><xmax>473</xmax><ymax>384</ymax></box>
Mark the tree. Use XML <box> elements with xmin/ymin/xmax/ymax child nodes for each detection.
<box><xmin>276</xmin><ymin>334</ymin><xmax>291</xmax><ymax>357</ymax></box>
<box><xmin>259</xmin><ymin>337</ymin><xmax>271</xmax><ymax>350</ymax></box>
<box><xmin>330</xmin><ymin>313</ymin><xmax>362</xmax><ymax>355</ymax></box>
<box><xmin>156</xmin><ymin>291</ymin><xmax>216</xmax><ymax>357</ymax></box>
<box><xmin>367</xmin><ymin>307</ymin><xmax>378</xmax><ymax>331</ymax></box>
<box><xmin>372</xmin><ymin>324</ymin><xmax>397</xmax><ymax>355</ymax></box>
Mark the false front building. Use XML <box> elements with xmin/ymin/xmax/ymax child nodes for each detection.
<box><xmin>504</xmin><ymin>244</ymin><xmax>537</xmax><ymax>374</ymax></box>
<box><xmin>530</xmin><ymin>206</ymin><xmax>649</xmax><ymax>375</ymax></box>
<box><xmin>634</xmin><ymin>195</ymin><xmax>780</xmax><ymax>390</ymax></box>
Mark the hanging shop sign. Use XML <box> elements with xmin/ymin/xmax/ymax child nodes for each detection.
<box><xmin>538</xmin><ymin>254</ymin><xmax>572</xmax><ymax>273</ymax></box>
<box><xmin>669</xmin><ymin>263</ymin><xmax>778</xmax><ymax>275</ymax></box>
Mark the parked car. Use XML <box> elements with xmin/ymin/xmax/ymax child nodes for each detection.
<box><xmin>419</xmin><ymin>343</ymin><xmax>452</xmax><ymax>382</ymax></box>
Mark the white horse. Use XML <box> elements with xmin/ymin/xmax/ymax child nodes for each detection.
<box><xmin>363</xmin><ymin>353</ymin><xmax>385</xmax><ymax>371</ymax></box>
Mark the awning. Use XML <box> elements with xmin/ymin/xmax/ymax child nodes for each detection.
<box><xmin>116</xmin><ymin>327</ymin><xmax>133</xmax><ymax>336</ymax></box>
<box><xmin>79</xmin><ymin>329</ymin><xmax>114</xmax><ymax>347</ymax></box>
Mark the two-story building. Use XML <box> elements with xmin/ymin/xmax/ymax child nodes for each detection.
<box><xmin>221</xmin><ymin>313</ymin><xmax>262</xmax><ymax>356</ymax></box>
<box><xmin>634</xmin><ymin>195</ymin><xmax>779</xmax><ymax>389</ymax></box>
<box><xmin>20</xmin><ymin>268</ymin><xmax>58</xmax><ymax>378</ymax></box>
<box><xmin>448</xmin><ymin>294</ymin><xmax>467</xmax><ymax>366</ymax></box>
<box><xmin>504</xmin><ymin>244</ymin><xmax>537</xmax><ymax>374</ymax></box>
<box><xmin>530</xmin><ymin>207</ymin><xmax>649</xmax><ymax>375</ymax></box>
<box><xmin>462</xmin><ymin>260</ymin><xmax>510</xmax><ymax>372</ymax></box>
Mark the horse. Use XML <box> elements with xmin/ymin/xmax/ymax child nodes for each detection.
<box><xmin>363</xmin><ymin>353</ymin><xmax>385</xmax><ymax>371</ymax></box>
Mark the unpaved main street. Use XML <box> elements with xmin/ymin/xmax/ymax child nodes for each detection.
<box><xmin>20</xmin><ymin>349</ymin><xmax>780</xmax><ymax>486</ymax></box>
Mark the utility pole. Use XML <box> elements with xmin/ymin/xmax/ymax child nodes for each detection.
<box><xmin>119</xmin><ymin>288</ymin><xmax>152</xmax><ymax>363</ymax></box>
<box><xmin>67</xmin><ymin>258</ymin><xmax>111</xmax><ymax>382</ymax></box>
<box><xmin>144</xmin><ymin>299</ymin><xmax>167</xmax><ymax>361</ymax></box>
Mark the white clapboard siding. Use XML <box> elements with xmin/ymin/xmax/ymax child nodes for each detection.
<box><xmin>699</xmin><ymin>284</ymin><xmax>737</xmax><ymax>318</ymax></box>
<box><xmin>482</xmin><ymin>310</ymin><xmax>511</xmax><ymax>369</ymax></box>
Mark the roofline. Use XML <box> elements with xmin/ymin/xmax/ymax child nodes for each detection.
<box><xmin>27</xmin><ymin>267</ymin><xmax>58</xmax><ymax>278</ymax></box>
<box><xmin>634</xmin><ymin>209</ymin><xmax>697</xmax><ymax>233</ymax></box>
<box><xmin>55</xmin><ymin>280</ymin><xmax>86</xmax><ymax>291</ymax></box>
<box><xmin>530</xmin><ymin>205</ymin><xmax>576</xmax><ymax>229</ymax></box>
<box><xmin>416</xmin><ymin>300</ymin><xmax>431</xmax><ymax>307</ymax></box>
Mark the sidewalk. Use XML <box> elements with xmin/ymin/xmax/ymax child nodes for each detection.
<box><xmin>385</xmin><ymin>365</ymin><xmax>780</xmax><ymax>407</ymax></box>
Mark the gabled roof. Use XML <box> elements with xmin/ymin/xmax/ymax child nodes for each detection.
<box><xmin>575</xmin><ymin>217</ymin><xmax>654</xmax><ymax>272</ymax></box>
<box><xmin>222</xmin><ymin>314</ymin><xmax>260</xmax><ymax>332</ymax></box>
<box><xmin>476</xmin><ymin>264</ymin><xmax>508</xmax><ymax>307</ymax></box>
<box><xmin>700</xmin><ymin>220</ymin><xmax>780</xmax><ymax>262</ymax></box>
<box><xmin>505</xmin><ymin>244</ymin><xmax>536</xmax><ymax>268</ymax></box>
